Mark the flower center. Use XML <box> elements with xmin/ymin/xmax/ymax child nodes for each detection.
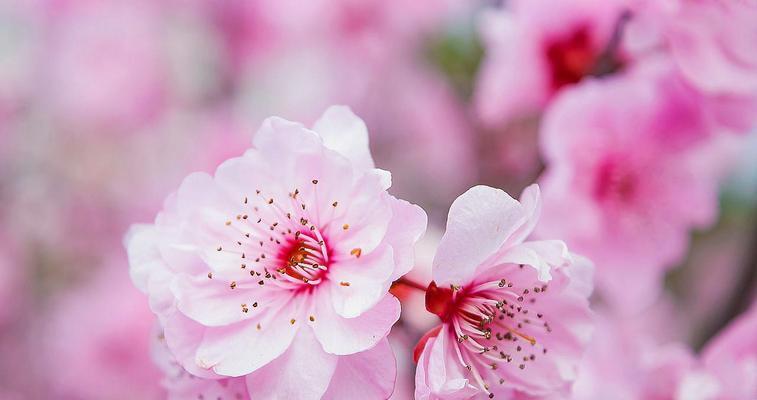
<box><xmin>425</xmin><ymin>273</ymin><xmax>552</xmax><ymax>398</ymax></box>
<box><xmin>211</xmin><ymin>179</ymin><xmax>339</xmax><ymax>295</ymax></box>
<box><xmin>593</xmin><ymin>158</ymin><xmax>637</xmax><ymax>204</ymax></box>
<box><xmin>276</xmin><ymin>232</ymin><xmax>330</xmax><ymax>286</ymax></box>
<box><xmin>545</xmin><ymin>26</ymin><xmax>597</xmax><ymax>91</ymax></box>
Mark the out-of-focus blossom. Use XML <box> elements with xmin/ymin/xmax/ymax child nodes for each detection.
<box><xmin>43</xmin><ymin>0</ymin><xmax>168</xmax><ymax>133</ymax></box>
<box><xmin>678</xmin><ymin>302</ymin><xmax>757</xmax><ymax>400</ymax></box>
<box><xmin>415</xmin><ymin>185</ymin><xmax>593</xmax><ymax>399</ymax></box>
<box><xmin>537</xmin><ymin>75</ymin><xmax>734</xmax><ymax>311</ymax></box>
<box><xmin>572</xmin><ymin>305</ymin><xmax>693</xmax><ymax>400</ymax></box>
<box><xmin>42</xmin><ymin>261</ymin><xmax>163</xmax><ymax>400</ymax></box>
<box><xmin>625</xmin><ymin>0</ymin><xmax>757</xmax><ymax>134</ymax></box>
<box><xmin>474</xmin><ymin>0</ymin><xmax>629</xmax><ymax>126</ymax></box>
<box><xmin>126</xmin><ymin>106</ymin><xmax>426</xmax><ymax>398</ymax></box>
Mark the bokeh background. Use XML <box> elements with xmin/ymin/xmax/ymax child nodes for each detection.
<box><xmin>0</xmin><ymin>0</ymin><xmax>755</xmax><ymax>398</ymax></box>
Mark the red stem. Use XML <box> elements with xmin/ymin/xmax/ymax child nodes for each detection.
<box><xmin>394</xmin><ymin>277</ymin><xmax>428</xmax><ymax>292</ymax></box>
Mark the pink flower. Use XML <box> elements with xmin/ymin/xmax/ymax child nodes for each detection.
<box><xmin>678</xmin><ymin>302</ymin><xmax>757</xmax><ymax>400</ymax></box>
<box><xmin>662</xmin><ymin>0</ymin><xmax>757</xmax><ymax>133</ymax></box>
<box><xmin>572</xmin><ymin>305</ymin><xmax>693</xmax><ymax>400</ymax></box>
<box><xmin>126</xmin><ymin>106</ymin><xmax>427</xmax><ymax>399</ymax></box>
<box><xmin>625</xmin><ymin>0</ymin><xmax>757</xmax><ymax>134</ymax></box>
<box><xmin>474</xmin><ymin>0</ymin><xmax>629</xmax><ymax>126</ymax></box>
<box><xmin>414</xmin><ymin>185</ymin><xmax>594</xmax><ymax>399</ymax></box>
<box><xmin>536</xmin><ymin>74</ymin><xmax>732</xmax><ymax>311</ymax></box>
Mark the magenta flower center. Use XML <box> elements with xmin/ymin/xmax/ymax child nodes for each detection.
<box><xmin>212</xmin><ymin>180</ymin><xmax>338</xmax><ymax>295</ymax></box>
<box><xmin>545</xmin><ymin>26</ymin><xmax>597</xmax><ymax>91</ymax></box>
<box><xmin>276</xmin><ymin>231</ymin><xmax>330</xmax><ymax>286</ymax></box>
<box><xmin>593</xmin><ymin>158</ymin><xmax>637</xmax><ymax>204</ymax></box>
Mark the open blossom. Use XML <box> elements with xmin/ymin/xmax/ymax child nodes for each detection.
<box><xmin>536</xmin><ymin>74</ymin><xmax>732</xmax><ymax>311</ymax></box>
<box><xmin>414</xmin><ymin>185</ymin><xmax>594</xmax><ymax>399</ymax></box>
<box><xmin>126</xmin><ymin>106</ymin><xmax>427</xmax><ymax>399</ymax></box>
<box><xmin>474</xmin><ymin>0</ymin><xmax>629</xmax><ymax>126</ymax></box>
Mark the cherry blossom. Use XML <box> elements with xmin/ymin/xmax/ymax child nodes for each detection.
<box><xmin>414</xmin><ymin>185</ymin><xmax>593</xmax><ymax>399</ymax></box>
<box><xmin>474</xmin><ymin>0</ymin><xmax>629</xmax><ymax>126</ymax></box>
<box><xmin>537</xmin><ymin>74</ymin><xmax>734</xmax><ymax>310</ymax></box>
<box><xmin>126</xmin><ymin>106</ymin><xmax>426</xmax><ymax>399</ymax></box>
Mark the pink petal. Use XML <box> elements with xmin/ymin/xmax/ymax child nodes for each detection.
<box><xmin>327</xmin><ymin>245</ymin><xmax>396</xmax><ymax>318</ymax></box>
<box><xmin>312</xmin><ymin>291</ymin><xmax>400</xmax><ymax>355</ymax></box>
<box><xmin>433</xmin><ymin>185</ymin><xmax>527</xmax><ymax>286</ymax></box>
<box><xmin>194</xmin><ymin>300</ymin><xmax>300</xmax><ymax>376</ymax></box>
<box><xmin>385</xmin><ymin>197</ymin><xmax>428</xmax><ymax>281</ymax></box>
<box><xmin>244</xmin><ymin>327</ymin><xmax>338</xmax><ymax>400</ymax></box>
<box><xmin>321</xmin><ymin>338</ymin><xmax>397</xmax><ymax>399</ymax></box>
<box><xmin>494</xmin><ymin>240</ymin><xmax>573</xmax><ymax>282</ymax></box>
<box><xmin>311</xmin><ymin>105</ymin><xmax>375</xmax><ymax>170</ymax></box>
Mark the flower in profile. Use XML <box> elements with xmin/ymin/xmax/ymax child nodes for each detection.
<box><xmin>536</xmin><ymin>74</ymin><xmax>734</xmax><ymax>311</ymax></box>
<box><xmin>414</xmin><ymin>185</ymin><xmax>593</xmax><ymax>399</ymax></box>
<box><xmin>126</xmin><ymin>106</ymin><xmax>427</xmax><ymax>399</ymax></box>
<box><xmin>474</xmin><ymin>0</ymin><xmax>629</xmax><ymax>126</ymax></box>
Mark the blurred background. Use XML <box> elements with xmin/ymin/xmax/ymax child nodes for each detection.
<box><xmin>0</xmin><ymin>0</ymin><xmax>755</xmax><ymax>399</ymax></box>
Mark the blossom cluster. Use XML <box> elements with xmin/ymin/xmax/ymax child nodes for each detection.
<box><xmin>0</xmin><ymin>0</ymin><xmax>755</xmax><ymax>399</ymax></box>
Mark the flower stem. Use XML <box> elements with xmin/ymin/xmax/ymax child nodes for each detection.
<box><xmin>393</xmin><ymin>277</ymin><xmax>428</xmax><ymax>292</ymax></box>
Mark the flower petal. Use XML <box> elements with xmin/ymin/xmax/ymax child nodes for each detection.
<box><xmin>312</xmin><ymin>291</ymin><xmax>400</xmax><ymax>355</ymax></box>
<box><xmin>494</xmin><ymin>240</ymin><xmax>573</xmax><ymax>282</ymax></box>
<box><xmin>320</xmin><ymin>338</ymin><xmax>397</xmax><ymax>399</ymax></box>
<box><xmin>328</xmin><ymin>245</ymin><xmax>395</xmax><ymax>318</ymax></box>
<box><xmin>385</xmin><ymin>197</ymin><xmax>428</xmax><ymax>281</ymax></box>
<box><xmin>433</xmin><ymin>185</ymin><xmax>527</xmax><ymax>286</ymax></box>
<box><xmin>311</xmin><ymin>105</ymin><xmax>375</xmax><ymax>170</ymax></box>
<box><xmin>244</xmin><ymin>327</ymin><xmax>338</xmax><ymax>400</ymax></box>
<box><xmin>194</xmin><ymin>300</ymin><xmax>300</xmax><ymax>377</ymax></box>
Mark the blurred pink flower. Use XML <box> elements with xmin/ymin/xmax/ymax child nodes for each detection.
<box><xmin>126</xmin><ymin>106</ymin><xmax>426</xmax><ymax>398</ymax></box>
<box><xmin>572</xmin><ymin>305</ymin><xmax>694</xmax><ymax>400</ymax></box>
<box><xmin>663</xmin><ymin>0</ymin><xmax>757</xmax><ymax>134</ymax></box>
<box><xmin>679</xmin><ymin>302</ymin><xmax>757</xmax><ymax>400</ymax></box>
<box><xmin>537</xmin><ymin>75</ymin><xmax>732</xmax><ymax>311</ymax></box>
<box><xmin>43</xmin><ymin>261</ymin><xmax>163</xmax><ymax>400</ymax></box>
<box><xmin>474</xmin><ymin>0</ymin><xmax>629</xmax><ymax>126</ymax></box>
<box><xmin>626</xmin><ymin>0</ymin><xmax>757</xmax><ymax>134</ymax></box>
<box><xmin>44</xmin><ymin>0</ymin><xmax>168</xmax><ymax>133</ymax></box>
<box><xmin>415</xmin><ymin>185</ymin><xmax>594</xmax><ymax>399</ymax></box>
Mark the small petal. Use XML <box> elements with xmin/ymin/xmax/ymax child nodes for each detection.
<box><xmin>433</xmin><ymin>185</ymin><xmax>527</xmax><ymax>286</ymax></box>
<box><xmin>312</xmin><ymin>105</ymin><xmax>375</xmax><ymax>170</ymax></box>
